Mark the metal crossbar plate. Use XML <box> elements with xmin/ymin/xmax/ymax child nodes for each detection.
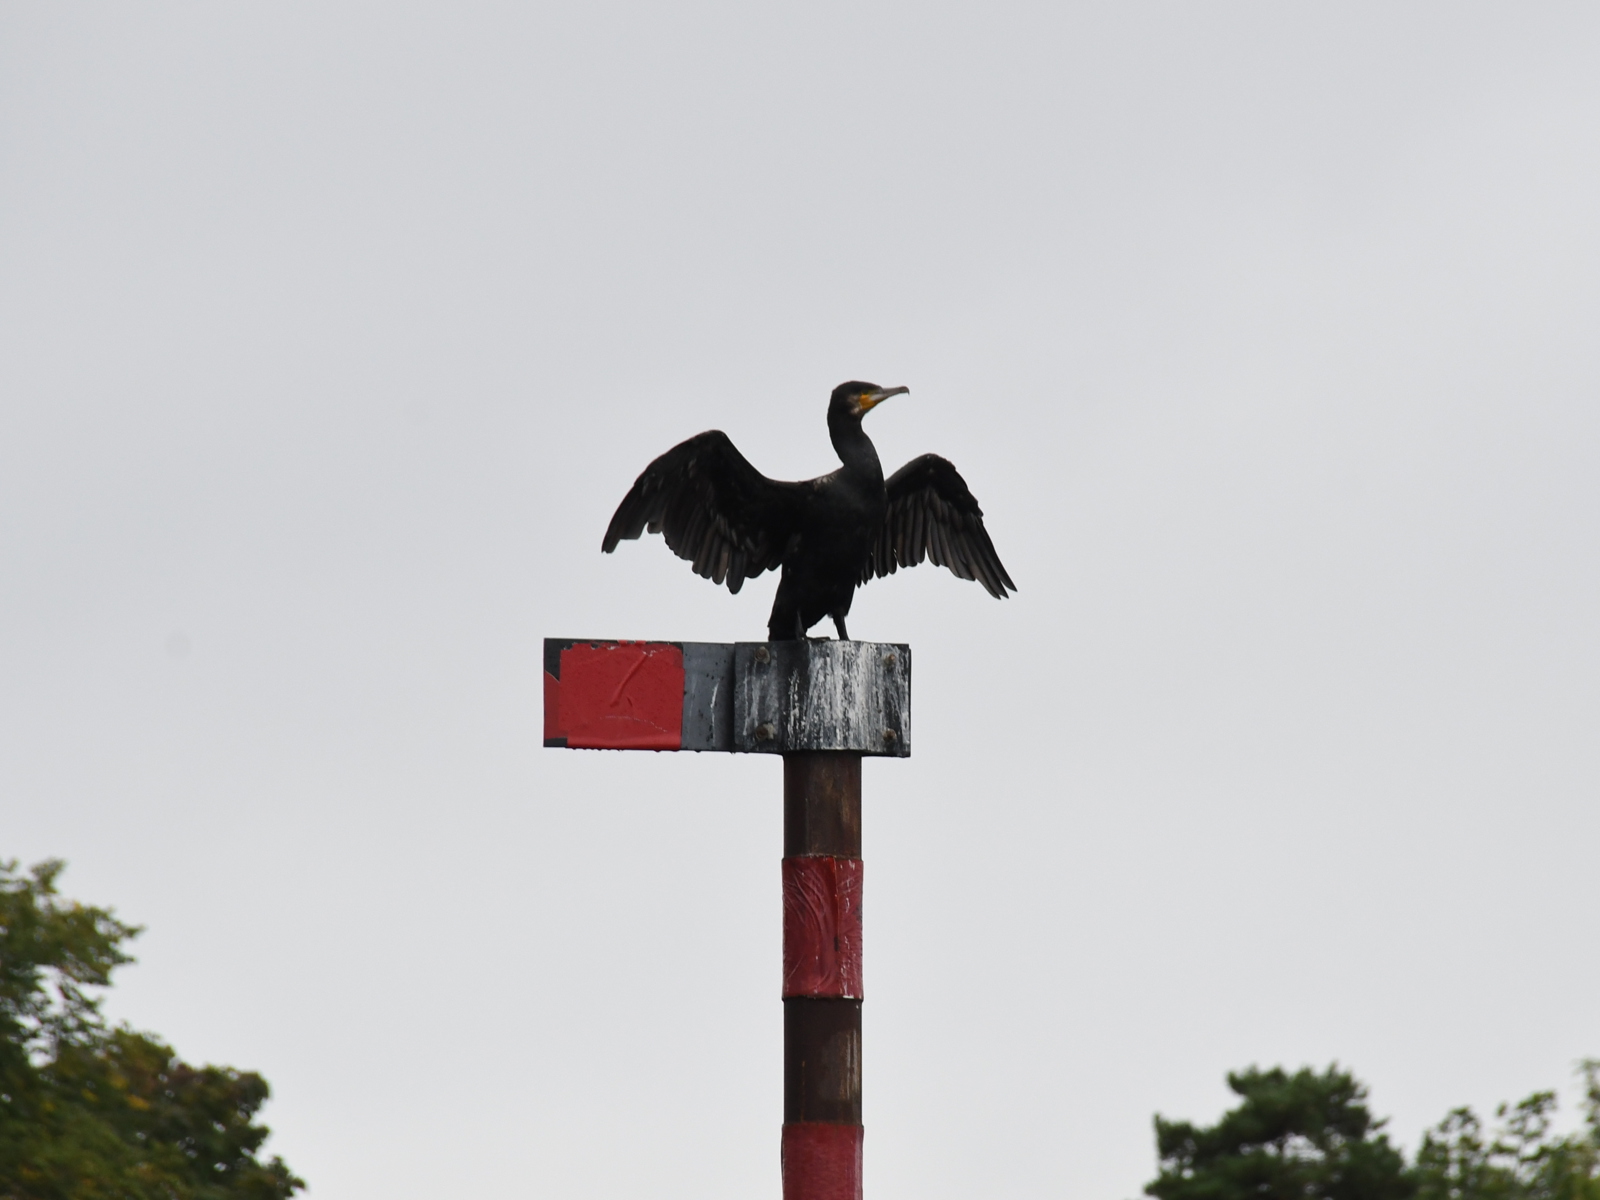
<box><xmin>733</xmin><ymin>641</ymin><xmax>910</xmax><ymax>756</ymax></box>
<box><xmin>543</xmin><ymin>638</ymin><xmax>910</xmax><ymax>756</ymax></box>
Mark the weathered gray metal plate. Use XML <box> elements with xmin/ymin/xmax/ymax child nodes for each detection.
<box><xmin>680</xmin><ymin>642</ymin><xmax>736</xmax><ymax>752</ymax></box>
<box><xmin>734</xmin><ymin>641</ymin><xmax>911</xmax><ymax>756</ymax></box>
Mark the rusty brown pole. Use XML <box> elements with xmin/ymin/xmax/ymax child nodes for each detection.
<box><xmin>781</xmin><ymin>751</ymin><xmax>864</xmax><ymax>1200</ymax></box>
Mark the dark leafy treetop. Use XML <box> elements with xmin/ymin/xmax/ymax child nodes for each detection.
<box><xmin>0</xmin><ymin>859</ymin><xmax>304</xmax><ymax>1200</ymax></box>
<box><xmin>1144</xmin><ymin>1063</ymin><xmax>1600</xmax><ymax>1200</ymax></box>
<box><xmin>1147</xmin><ymin>1065</ymin><xmax>1413</xmax><ymax>1200</ymax></box>
<box><xmin>1411</xmin><ymin>1064</ymin><xmax>1600</xmax><ymax>1200</ymax></box>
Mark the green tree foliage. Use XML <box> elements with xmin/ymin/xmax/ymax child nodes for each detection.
<box><xmin>0</xmin><ymin>859</ymin><xmax>304</xmax><ymax>1200</ymax></box>
<box><xmin>1146</xmin><ymin>1065</ymin><xmax>1414</xmax><ymax>1200</ymax></box>
<box><xmin>1144</xmin><ymin>1063</ymin><xmax>1600</xmax><ymax>1200</ymax></box>
<box><xmin>1411</xmin><ymin>1062</ymin><xmax>1600</xmax><ymax>1200</ymax></box>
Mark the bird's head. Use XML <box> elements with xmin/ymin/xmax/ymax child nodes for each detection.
<box><xmin>830</xmin><ymin>381</ymin><xmax>909</xmax><ymax>422</ymax></box>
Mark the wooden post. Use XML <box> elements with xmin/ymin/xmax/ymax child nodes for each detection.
<box><xmin>782</xmin><ymin>752</ymin><xmax>864</xmax><ymax>1200</ymax></box>
<box><xmin>544</xmin><ymin>638</ymin><xmax>908</xmax><ymax>1199</ymax></box>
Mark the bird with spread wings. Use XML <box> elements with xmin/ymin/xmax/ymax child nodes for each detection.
<box><xmin>602</xmin><ymin>381</ymin><xmax>1015</xmax><ymax>641</ymax></box>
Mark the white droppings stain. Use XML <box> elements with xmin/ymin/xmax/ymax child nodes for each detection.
<box><xmin>740</xmin><ymin>641</ymin><xmax>909</xmax><ymax>753</ymax></box>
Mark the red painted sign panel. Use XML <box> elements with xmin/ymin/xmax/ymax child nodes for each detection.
<box><xmin>544</xmin><ymin>642</ymin><xmax>685</xmax><ymax>751</ymax></box>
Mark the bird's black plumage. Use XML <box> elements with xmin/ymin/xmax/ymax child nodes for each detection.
<box><xmin>602</xmin><ymin>381</ymin><xmax>1015</xmax><ymax>640</ymax></box>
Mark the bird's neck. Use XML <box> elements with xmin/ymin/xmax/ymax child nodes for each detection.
<box><xmin>829</xmin><ymin>416</ymin><xmax>883</xmax><ymax>483</ymax></box>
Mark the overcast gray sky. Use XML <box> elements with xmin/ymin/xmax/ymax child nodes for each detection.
<box><xmin>3</xmin><ymin>4</ymin><xmax>1598</xmax><ymax>1197</ymax></box>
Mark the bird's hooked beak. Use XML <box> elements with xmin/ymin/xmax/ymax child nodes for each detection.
<box><xmin>857</xmin><ymin>385</ymin><xmax>909</xmax><ymax>415</ymax></box>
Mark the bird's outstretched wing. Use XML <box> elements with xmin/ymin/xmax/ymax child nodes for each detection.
<box><xmin>602</xmin><ymin>430</ymin><xmax>806</xmax><ymax>594</ymax></box>
<box><xmin>866</xmin><ymin>454</ymin><xmax>1016</xmax><ymax>598</ymax></box>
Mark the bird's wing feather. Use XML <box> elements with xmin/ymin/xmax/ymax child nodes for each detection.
<box><xmin>866</xmin><ymin>454</ymin><xmax>1016</xmax><ymax>598</ymax></box>
<box><xmin>602</xmin><ymin>430</ymin><xmax>806</xmax><ymax>594</ymax></box>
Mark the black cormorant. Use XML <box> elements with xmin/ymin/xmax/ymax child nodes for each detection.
<box><xmin>601</xmin><ymin>381</ymin><xmax>1016</xmax><ymax>640</ymax></box>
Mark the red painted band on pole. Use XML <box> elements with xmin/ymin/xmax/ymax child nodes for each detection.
<box><xmin>554</xmin><ymin>642</ymin><xmax>684</xmax><ymax>750</ymax></box>
<box><xmin>781</xmin><ymin>1123</ymin><xmax>863</xmax><ymax>1200</ymax></box>
<box><xmin>783</xmin><ymin>857</ymin><xmax>863</xmax><ymax>999</ymax></box>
